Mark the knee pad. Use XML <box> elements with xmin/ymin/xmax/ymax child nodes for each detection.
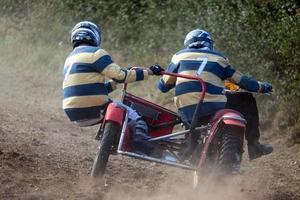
<box><xmin>135</xmin><ymin>118</ymin><xmax>148</xmax><ymax>133</ymax></box>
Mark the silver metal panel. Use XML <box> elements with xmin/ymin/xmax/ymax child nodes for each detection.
<box><xmin>117</xmin><ymin>110</ymin><xmax>129</xmax><ymax>151</ymax></box>
<box><xmin>148</xmin><ymin>126</ymin><xmax>208</xmax><ymax>142</ymax></box>
<box><xmin>117</xmin><ymin>149</ymin><xmax>194</xmax><ymax>170</ymax></box>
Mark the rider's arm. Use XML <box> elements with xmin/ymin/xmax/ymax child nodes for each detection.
<box><xmin>221</xmin><ymin>58</ymin><xmax>264</xmax><ymax>93</ymax></box>
<box><xmin>92</xmin><ymin>49</ymin><xmax>149</xmax><ymax>83</ymax></box>
<box><xmin>104</xmin><ymin>80</ymin><xmax>117</xmax><ymax>93</ymax></box>
<box><xmin>157</xmin><ymin>55</ymin><xmax>178</xmax><ymax>93</ymax></box>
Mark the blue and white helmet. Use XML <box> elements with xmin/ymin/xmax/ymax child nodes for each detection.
<box><xmin>71</xmin><ymin>21</ymin><xmax>101</xmax><ymax>48</ymax></box>
<box><xmin>184</xmin><ymin>29</ymin><xmax>213</xmax><ymax>50</ymax></box>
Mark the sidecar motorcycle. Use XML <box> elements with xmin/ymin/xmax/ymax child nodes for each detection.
<box><xmin>91</xmin><ymin>72</ymin><xmax>246</xmax><ymax>186</ymax></box>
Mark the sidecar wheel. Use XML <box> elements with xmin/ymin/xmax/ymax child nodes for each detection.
<box><xmin>91</xmin><ymin>121</ymin><xmax>121</xmax><ymax>178</ymax></box>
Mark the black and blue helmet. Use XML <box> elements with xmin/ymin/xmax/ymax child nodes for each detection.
<box><xmin>71</xmin><ymin>21</ymin><xmax>101</xmax><ymax>48</ymax></box>
<box><xmin>184</xmin><ymin>29</ymin><xmax>213</xmax><ymax>50</ymax></box>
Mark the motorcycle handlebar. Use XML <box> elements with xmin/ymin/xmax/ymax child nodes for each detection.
<box><xmin>222</xmin><ymin>89</ymin><xmax>273</xmax><ymax>96</ymax></box>
<box><xmin>160</xmin><ymin>71</ymin><xmax>202</xmax><ymax>81</ymax></box>
<box><xmin>123</xmin><ymin>71</ymin><xmax>207</xmax><ymax>103</ymax></box>
<box><xmin>160</xmin><ymin>71</ymin><xmax>206</xmax><ymax>103</ymax></box>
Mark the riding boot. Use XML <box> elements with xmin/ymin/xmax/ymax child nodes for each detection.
<box><xmin>132</xmin><ymin>118</ymin><xmax>163</xmax><ymax>158</ymax></box>
<box><xmin>132</xmin><ymin>135</ymin><xmax>162</xmax><ymax>158</ymax></box>
<box><xmin>248</xmin><ymin>141</ymin><xmax>273</xmax><ymax>160</ymax></box>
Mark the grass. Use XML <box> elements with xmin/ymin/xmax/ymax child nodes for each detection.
<box><xmin>1</xmin><ymin>17</ymin><xmax>299</xmax><ymax>146</ymax></box>
<box><xmin>0</xmin><ymin>26</ymin><xmax>173</xmax><ymax>108</ymax></box>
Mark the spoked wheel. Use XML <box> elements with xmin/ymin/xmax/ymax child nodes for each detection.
<box><xmin>91</xmin><ymin>121</ymin><xmax>121</xmax><ymax>178</ymax></box>
<box><xmin>217</xmin><ymin>126</ymin><xmax>244</xmax><ymax>174</ymax></box>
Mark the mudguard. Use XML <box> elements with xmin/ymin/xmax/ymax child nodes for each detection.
<box><xmin>211</xmin><ymin>109</ymin><xmax>246</xmax><ymax>128</ymax></box>
<box><xmin>103</xmin><ymin>103</ymin><xmax>126</xmax><ymax>126</ymax></box>
<box><xmin>222</xmin><ymin>113</ymin><xmax>246</xmax><ymax>128</ymax></box>
<box><xmin>197</xmin><ymin>109</ymin><xmax>246</xmax><ymax>170</ymax></box>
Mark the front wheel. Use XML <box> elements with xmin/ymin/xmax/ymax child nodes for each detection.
<box><xmin>91</xmin><ymin>121</ymin><xmax>121</xmax><ymax>178</ymax></box>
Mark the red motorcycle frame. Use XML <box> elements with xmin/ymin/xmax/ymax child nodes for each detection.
<box><xmin>91</xmin><ymin>72</ymin><xmax>246</xmax><ymax>184</ymax></box>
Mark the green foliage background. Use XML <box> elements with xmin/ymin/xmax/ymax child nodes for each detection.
<box><xmin>0</xmin><ymin>0</ymin><xmax>299</xmax><ymax>143</ymax></box>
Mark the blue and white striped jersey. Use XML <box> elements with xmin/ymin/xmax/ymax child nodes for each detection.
<box><xmin>157</xmin><ymin>48</ymin><xmax>263</xmax><ymax>123</ymax></box>
<box><xmin>63</xmin><ymin>45</ymin><xmax>148</xmax><ymax>121</ymax></box>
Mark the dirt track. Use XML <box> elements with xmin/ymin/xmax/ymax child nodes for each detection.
<box><xmin>0</xmin><ymin>66</ymin><xmax>299</xmax><ymax>200</ymax></box>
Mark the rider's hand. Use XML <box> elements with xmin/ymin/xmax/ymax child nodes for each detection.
<box><xmin>260</xmin><ymin>82</ymin><xmax>273</xmax><ymax>93</ymax></box>
<box><xmin>149</xmin><ymin>64</ymin><xmax>164</xmax><ymax>75</ymax></box>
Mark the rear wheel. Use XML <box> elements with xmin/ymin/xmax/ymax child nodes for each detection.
<box><xmin>218</xmin><ymin>126</ymin><xmax>244</xmax><ymax>174</ymax></box>
<box><xmin>91</xmin><ymin>121</ymin><xmax>121</xmax><ymax>177</ymax></box>
<box><xmin>193</xmin><ymin>126</ymin><xmax>244</xmax><ymax>188</ymax></box>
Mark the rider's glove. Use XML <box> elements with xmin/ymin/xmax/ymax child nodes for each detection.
<box><xmin>149</xmin><ymin>64</ymin><xmax>164</xmax><ymax>75</ymax></box>
<box><xmin>260</xmin><ymin>82</ymin><xmax>273</xmax><ymax>93</ymax></box>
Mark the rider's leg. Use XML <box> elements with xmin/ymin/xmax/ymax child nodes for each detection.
<box><xmin>225</xmin><ymin>92</ymin><xmax>273</xmax><ymax>160</ymax></box>
<box><xmin>226</xmin><ymin>92</ymin><xmax>260</xmax><ymax>141</ymax></box>
<box><xmin>115</xmin><ymin>102</ymin><xmax>163</xmax><ymax>158</ymax></box>
<box><xmin>131</xmin><ymin>117</ymin><xmax>163</xmax><ymax>158</ymax></box>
